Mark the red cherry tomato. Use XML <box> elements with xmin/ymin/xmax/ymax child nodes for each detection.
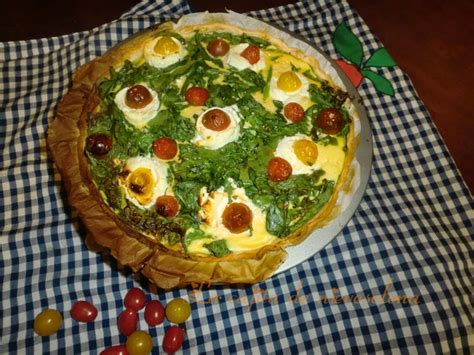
<box><xmin>126</xmin><ymin>85</ymin><xmax>153</xmax><ymax>109</ymax></box>
<box><xmin>267</xmin><ymin>157</ymin><xmax>293</xmax><ymax>182</ymax></box>
<box><xmin>201</xmin><ymin>109</ymin><xmax>231</xmax><ymax>131</ymax></box>
<box><xmin>162</xmin><ymin>326</ymin><xmax>185</xmax><ymax>354</ymax></box>
<box><xmin>144</xmin><ymin>300</ymin><xmax>165</xmax><ymax>326</ymax></box>
<box><xmin>70</xmin><ymin>301</ymin><xmax>98</xmax><ymax>323</ymax></box>
<box><xmin>100</xmin><ymin>344</ymin><xmax>128</xmax><ymax>355</ymax></box>
<box><xmin>222</xmin><ymin>203</ymin><xmax>253</xmax><ymax>234</ymax></box>
<box><xmin>153</xmin><ymin>137</ymin><xmax>178</xmax><ymax>161</ymax></box>
<box><xmin>185</xmin><ymin>87</ymin><xmax>209</xmax><ymax>106</ymax></box>
<box><xmin>124</xmin><ymin>288</ymin><xmax>147</xmax><ymax>311</ymax></box>
<box><xmin>155</xmin><ymin>195</ymin><xmax>180</xmax><ymax>218</ymax></box>
<box><xmin>316</xmin><ymin>108</ymin><xmax>343</xmax><ymax>135</ymax></box>
<box><xmin>117</xmin><ymin>309</ymin><xmax>138</xmax><ymax>336</ymax></box>
<box><xmin>86</xmin><ymin>133</ymin><xmax>113</xmax><ymax>157</ymax></box>
<box><xmin>283</xmin><ymin>102</ymin><xmax>305</xmax><ymax>123</ymax></box>
<box><xmin>240</xmin><ymin>44</ymin><xmax>260</xmax><ymax>64</ymax></box>
<box><xmin>207</xmin><ymin>38</ymin><xmax>230</xmax><ymax>57</ymax></box>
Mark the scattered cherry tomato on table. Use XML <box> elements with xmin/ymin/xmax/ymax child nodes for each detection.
<box><xmin>34</xmin><ymin>309</ymin><xmax>62</xmax><ymax>336</ymax></box>
<box><xmin>144</xmin><ymin>300</ymin><xmax>165</xmax><ymax>326</ymax></box>
<box><xmin>100</xmin><ymin>344</ymin><xmax>128</xmax><ymax>355</ymax></box>
<box><xmin>165</xmin><ymin>298</ymin><xmax>191</xmax><ymax>324</ymax></box>
<box><xmin>124</xmin><ymin>288</ymin><xmax>147</xmax><ymax>311</ymax></box>
<box><xmin>70</xmin><ymin>301</ymin><xmax>98</xmax><ymax>323</ymax></box>
<box><xmin>162</xmin><ymin>326</ymin><xmax>185</xmax><ymax>354</ymax></box>
<box><xmin>126</xmin><ymin>331</ymin><xmax>153</xmax><ymax>355</ymax></box>
<box><xmin>118</xmin><ymin>309</ymin><xmax>138</xmax><ymax>336</ymax></box>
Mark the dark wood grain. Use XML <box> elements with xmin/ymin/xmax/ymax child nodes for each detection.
<box><xmin>0</xmin><ymin>0</ymin><xmax>472</xmax><ymax>192</ymax></box>
<box><xmin>349</xmin><ymin>0</ymin><xmax>474</xmax><ymax>193</ymax></box>
<box><xmin>189</xmin><ymin>0</ymin><xmax>294</xmax><ymax>12</ymax></box>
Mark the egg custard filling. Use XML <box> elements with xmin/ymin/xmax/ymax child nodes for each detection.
<box><xmin>85</xmin><ymin>29</ymin><xmax>352</xmax><ymax>258</ymax></box>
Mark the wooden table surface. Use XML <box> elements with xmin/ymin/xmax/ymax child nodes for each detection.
<box><xmin>1</xmin><ymin>0</ymin><xmax>472</xmax><ymax>193</ymax></box>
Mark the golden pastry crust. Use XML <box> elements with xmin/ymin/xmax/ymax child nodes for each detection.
<box><xmin>48</xmin><ymin>20</ymin><xmax>358</xmax><ymax>289</ymax></box>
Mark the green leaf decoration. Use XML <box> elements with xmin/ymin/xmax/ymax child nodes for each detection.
<box><xmin>362</xmin><ymin>69</ymin><xmax>395</xmax><ymax>96</ymax></box>
<box><xmin>332</xmin><ymin>23</ymin><xmax>364</xmax><ymax>67</ymax></box>
<box><xmin>364</xmin><ymin>48</ymin><xmax>397</xmax><ymax>68</ymax></box>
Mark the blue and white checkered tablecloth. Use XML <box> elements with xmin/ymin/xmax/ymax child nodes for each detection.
<box><xmin>1</xmin><ymin>0</ymin><xmax>473</xmax><ymax>353</ymax></box>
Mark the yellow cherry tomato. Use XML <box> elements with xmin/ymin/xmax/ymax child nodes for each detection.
<box><xmin>154</xmin><ymin>37</ymin><xmax>179</xmax><ymax>56</ymax></box>
<box><xmin>34</xmin><ymin>309</ymin><xmax>62</xmax><ymax>336</ymax></box>
<box><xmin>126</xmin><ymin>331</ymin><xmax>153</xmax><ymax>355</ymax></box>
<box><xmin>293</xmin><ymin>139</ymin><xmax>318</xmax><ymax>165</ymax></box>
<box><xmin>165</xmin><ymin>298</ymin><xmax>191</xmax><ymax>324</ymax></box>
<box><xmin>277</xmin><ymin>71</ymin><xmax>302</xmax><ymax>92</ymax></box>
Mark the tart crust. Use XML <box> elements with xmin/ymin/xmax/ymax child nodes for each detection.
<box><xmin>48</xmin><ymin>21</ymin><xmax>358</xmax><ymax>289</ymax></box>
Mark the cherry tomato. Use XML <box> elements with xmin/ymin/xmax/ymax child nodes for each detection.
<box><xmin>202</xmin><ymin>109</ymin><xmax>231</xmax><ymax>131</ymax></box>
<box><xmin>100</xmin><ymin>344</ymin><xmax>129</xmax><ymax>355</ymax></box>
<box><xmin>126</xmin><ymin>331</ymin><xmax>153</xmax><ymax>355</ymax></box>
<box><xmin>155</xmin><ymin>196</ymin><xmax>180</xmax><ymax>218</ymax></box>
<box><xmin>267</xmin><ymin>157</ymin><xmax>292</xmax><ymax>182</ymax></box>
<box><xmin>240</xmin><ymin>44</ymin><xmax>260</xmax><ymax>64</ymax></box>
<box><xmin>152</xmin><ymin>137</ymin><xmax>178</xmax><ymax>160</ymax></box>
<box><xmin>144</xmin><ymin>300</ymin><xmax>165</xmax><ymax>326</ymax></box>
<box><xmin>185</xmin><ymin>87</ymin><xmax>209</xmax><ymax>106</ymax></box>
<box><xmin>162</xmin><ymin>326</ymin><xmax>185</xmax><ymax>354</ymax></box>
<box><xmin>117</xmin><ymin>309</ymin><xmax>138</xmax><ymax>336</ymax></box>
<box><xmin>34</xmin><ymin>309</ymin><xmax>62</xmax><ymax>336</ymax></box>
<box><xmin>222</xmin><ymin>203</ymin><xmax>253</xmax><ymax>233</ymax></box>
<box><xmin>277</xmin><ymin>71</ymin><xmax>302</xmax><ymax>92</ymax></box>
<box><xmin>293</xmin><ymin>139</ymin><xmax>318</xmax><ymax>166</ymax></box>
<box><xmin>165</xmin><ymin>298</ymin><xmax>191</xmax><ymax>324</ymax></box>
<box><xmin>154</xmin><ymin>37</ymin><xmax>180</xmax><ymax>56</ymax></box>
<box><xmin>316</xmin><ymin>108</ymin><xmax>343</xmax><ymax>135</ymax></box>
<box><xmin>125</xmin><ymin>85</ymin><xmax>153</xmax><ymax>109</ymax></box>
<box><xmin>70</xmin><ymin>301</ymin><xmax>98</xmax><ymax>323</ymax></box>
<box><xmin>206</xmin><ymin>38</ymin><xmax>230</xmax><ymax>57</ymax></box>
<box><xmin>86</xmin><ymin>133</ymin><xmax>113</xmax><ymax>157</ymax></box>
<box><xmin>283</xmin><ymin>102</ymin><xmax>305</xmax><ymax>123</ymax></box>
<box><xmin>124</xmin><ymin>288</ymin><xmax>147</xmax><ymax>311</ymax></box>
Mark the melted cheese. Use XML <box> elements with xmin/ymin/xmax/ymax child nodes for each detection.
<box><xmin>252</xmin><ymin>91</ymin><xmax>276</xmax><ymax>112</ymax></box>
<box><xmin>275</xmin><ymin>135</ymin><xmax>346</xmax><ymax>181</ymax></box>
<box><xmin>187</xmin><ymin>185</ymin><xmax>277</xmax><ymax>255</ymax></box>
<box><xmin>316</xmin><ymin>136</ymin><xmax>346</xmax><ymax>182</ymax></box>
<box><xmin>186</xmin><ymin>237</ymin><xmax>214</xmax><ymax>255</ymax></box>
<box><xmin>265</xmin><ymin>52</ymin><xmax>314</xmax><ymax>77</ymax></box>
<box><xmin>212</xmin><ymin>213</ymin><xmax>276</xmax><ymax>252</ymax></box>
<box><xmin>181</xmin><ymin>105</ymin><xmax>204</xmax><ymax>119</ymax></box>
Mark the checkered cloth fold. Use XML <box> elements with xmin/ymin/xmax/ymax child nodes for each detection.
<box><xmin>1</xmin><ymin>0</ymin><xmax>472</xmax><ymax>353</ymax></box>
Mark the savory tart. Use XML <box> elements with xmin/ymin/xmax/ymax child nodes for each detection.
<box><xmin>48</xmin><ymin>17</ymin><xmax>359</xmax><ymax>289</ymax></box>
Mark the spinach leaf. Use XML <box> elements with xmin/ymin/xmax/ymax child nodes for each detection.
<box><xmin>288</xmin><ymin>180</ymin><xmax>335</xmax><ymax>232</ymax></box>
<box><xmin>204</xmin><ymin>240</ymin><xmax>231</xmax><ymax>257</ymax></box>
<box><xmin>199</xmin><ymin>31</ymin><xmax>270</xmax><ymax>48</ymax></box>
<box><xmin>183</xmin><ymin>229</ymin><xmax>210</xmax><ymax>248</ymax></box>
<box><xmin>208</xmin><ymin>70</ymin><xmax>265</xmax><ymax>106</ymax></box>
<box><xmin>148</xmin><ymin>112</ymin><xmax>195</xmax><ymax>142</ymax></box>
<box><xmin>266</xmin><ymin>200</ymin><xmax>289</xmax><ymax>237</ymax></box>
<box><xmin>172</xmin><ymin>181</ymin><xmax>202</xmax><ymax>215</ymax></box>
<box><xmin>263</xmin><ymin>66</ymin><xmax>273</xmax><ymax>99</ymax></box>
<box><xmin>308</xmin><ymin>82</ymin><xmax>348</xmax><ymax>109</ymax></box>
